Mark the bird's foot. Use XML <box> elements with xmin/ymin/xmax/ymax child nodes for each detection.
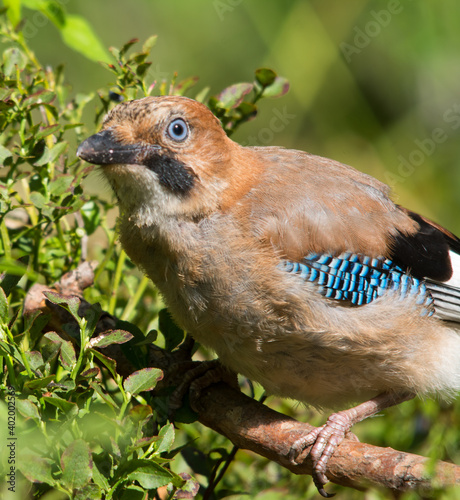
<box><xmin>289</xmin><ymin>411</ymin><xmax>359</xmax><ymax>498</ymax></box>
<box><xmin>169</xmin><ymin>359</ymin><xmax>238</xmax><ymax>415</ymax></box>
<box><xmin>288</xmin><ymin>392</ymin><xmax>414</xmax><ymax>496</ymax></box>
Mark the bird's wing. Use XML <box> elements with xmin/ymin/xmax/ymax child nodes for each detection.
<box><xmin>242</xmin><ymin>147</ymin><xmax>460</xmax><ymax>322</ymax></box>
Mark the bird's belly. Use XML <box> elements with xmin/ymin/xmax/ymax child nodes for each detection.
<box><xmin>191</xmin><ymin>318</ymin><xmax>379</xmax><ymax>408</ymax></box>
<box><xmin>137</xmin><ymin>240</ymin><xmax>459</xmax><ymax>408</ymax></box>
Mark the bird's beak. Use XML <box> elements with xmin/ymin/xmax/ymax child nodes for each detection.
<box><xmin>77</xmin><ymin>129</ymin><xmax>157</xmax><ymax>165</ymax></box>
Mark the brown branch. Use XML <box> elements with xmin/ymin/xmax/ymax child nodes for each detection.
<box><xmin>24</xmin><ymin>262</ymin><xmax>460</xmax><ymax>495</ymax></box>
<box><xmin>195</xmin><ymin>381</ymin><xmax>460</xmax><ymax>494</ymax></box>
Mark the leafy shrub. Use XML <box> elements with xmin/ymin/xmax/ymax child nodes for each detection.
<box><xmin>0</xmin><ymin>7</ymin><xmax>290</xmax><ymax>499</ymax></box>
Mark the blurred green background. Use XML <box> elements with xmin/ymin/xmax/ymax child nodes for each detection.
<box><xmin>16</xmin><ymin>0</ymin><xmax>460</xmax><ymax>234</ymax></box>
<box><xmin>3</xmin><ymin>0</ymin><xmax>460</xmax><ymax>498</ymax></box>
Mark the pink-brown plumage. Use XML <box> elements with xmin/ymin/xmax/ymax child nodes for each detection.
<box><xmin>78</xmin><ymin>95</ymin><xmax>460</xmax><ymax>495</ymax></box>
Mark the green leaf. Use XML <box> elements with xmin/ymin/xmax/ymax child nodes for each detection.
<box><xmin>19</xmin><ymin>454</ymin><xmax>55</xmax><ymax>485</ymax></box>
<box><xmin>123</xmin><ymin>368</ymin><xmax>163</xmax><ymax>396</ymax></box>
<box><xmin>216</xmin><ymin>83</ymin><xmax>254</xmax><ymax>109</ymax></box>
<box><xmin>142</xmin><ymin>35</ymin><xmax>158</xmax><ymax>53</ymax></box>
<box><xmin>60</xmin><ymin>14</ymin><xmax>111</xmax><ymax>63</ymax></box>
<box><xmin>129</xmin><ymin>404</ymin><xmax>153</xmax><ymax>425</ymax></box>
<box><xmin>0</xmin><ymin>88</ymin><xmax>13</xmax><ymax>101</ymax></box>
<box><xmin>29</xmin><ymin>191</ymin><xmax>48</xmax><ymax>209</ymax></box>
<box><xmin>133</xmin><ymin>329</ymin><xmax>158</xmax><ymax>346</ymax></box>
<box><xmin>195</xmin><ymin>86</ymin><xmax>210</xmax><ymax>103</ymax></box>
<box><xmin>159</xmin><ymin>308</ymin><xmax>185</xmax><ymax>351</ymax></box>
<box><xmin>123</xmin><ymin>459</ymin><xmax>175</xmax><ymax>489</ymax></box>
<box><xmin>261</xmin><ymin>76</ymin><xmax>290</xmax><ymax>98</ymax></box>
<box><xmin>108</xmin><ymin>47</ymin><xmax>120</xmax><ymax>62</ymax></box>
<box><xmin>22</xmin><ymin>0</ymin><xmax>51</xmax><ymax>9</ymax></box>
<box><xmin>135</xmin><ymin>61</ymin><xmax>152</xmax><ymax>77</ymax></box>
<box><xmin>38</xmin><ymin>0</ymin><xmax>66</xmax><ymax>27</ymax></box>
<box><xmin>237</xmin><ymin>101</ymin><xmax>257</xmax><ymax>120</ymax></box>
<box><xmin>49</xmin><ymin>174</ymin><xmax>73</xmax><ymax>196</ymax></box>
<box><xmin>25</xmin><ymin>309</ymin><xmax>50</xmax><ymax>345</ymax></box>
<box><xmin>84</xmin><ymin>302</ymin><xmax>102</xmax><ymax>336</ymax></box>
<box><xmin>43</xmin><ymin>331</ymin><xmax>76</xmax><ymax>369</ymax></box>
<box><xmin>2</xmin><ymin>47</ymin><xmax>27</xmax><ymax>76</ymax></box>
<box><xmin>36</xmin><ymin>124</ymin><xmax>61</xmax><ymax>140</ymax></box>
<box><xmin>3</xmin><ymin>0</ymin><xmax>21</xmax><ymax>26</ymax></box>
<box><xmin>89</xmin><ymin>380</ymin><xmax>118</xmax><ymax>410</ymax></box>
<box><xmin>80</xmin><ymin>367</ymin><xmax>100</xmax><ymax>379</ymax></box>
<box><xmin>156</xmin><ymin>423</ymin><xmax>175</xmax><ymax>455</ymax></box>
<box><xmin>22</xmin><ymin>90</ymin><xmax>56</xmax><ymax>108</ymax></box>
<box><xmin>42</xmin><ymin>394</ymin><xmax>78</xmax><ymax>415</ymax></box>
<box><xmin>128</xmin><ymin>436</ymin><xmax>157</xmax><ymax>454</ymax></box>
<box><xmin>119</xmin><ymin>38</ymin><xmax>139</xmax><ymax>58</ymax></box>
<box><xmin>88</xmin><ymin>329</ymin><xmax>134</xmax><ymax>348</ymax></box>
<box><xmin>49</xmin><ymin>378</ymin><xmax>75</xmax><ymax>392</ymax></box>
<box><xmin>61</xmin><ymin>439</ymin><xmax>93</xmax><ymax>491</ymax></box>
<box><xmin>59</xmin><ymin>338</ymin><xmax>76</xmax><ymax>369</ymax></box>
<box><xmin>74</xmin><ymin>484</ymin><xmax>102</xmax><ymax>500</ymax></box>
<box><xmin>80</xmin><ymin>200</ymin><xmax>101</xmax><ymax>235</ymax></box>
<box><xmin>175</xmin><ymin>473</ymin><xmax>200</xmax><ymax>498</ymax></box>
<box><xmin>119</xmin><ymin>486</ymin><xmax>147</xmax><ymax>500</ymax></box>
<box><xmin>23</xmin><ymin>374</ymin><xmax>55</xmax><ymax>390</ymax></box>
<box><xmin>16</xmin><ymin>398</ymin><xmax>40</xmax><ymax>420</ymax></box>
<box><xmin>255</xmin><ymin>67</ymin><xmax>277</xmax><ymax>87</ymax></box>
<box><xmin>90</xmin><ymin>349</ymin><xmax>118</xmax><ymax>380</ymax></box>
<box><xmin>0</xmin><ymin>286</ymin><xmax>8</xmax><ymax>323</ymax></box>
<box><xmin>25</xmin><ymin>350</ymin><xmax>44</xmax><ymax>371</ymax></box>
<box><xmin>0</xmin><ymin>145</ymin><xmax>13</xmax><ymax>162</ymax></box>
<box><xmin>173</xmin><ymin>76</ymin><xmax>199</xmax><ymax>96</ymax></box>
<box><xmin>0</xmin><ymin>259</ymin><xmax>38</xmax><ymax>280</ymax></box>
<box><xmin>33</xmin><ymin>141</ymin><xmax>68</xmax><ymax>167</ymax></box>
<box><xmin>92</xmin><ymin>460</ymin><xmax>110</xmax><ymax>492</ymax></box>
<box><xmin>44</xmin><ymin>291</ymin><xmax>81</xmax><ymax>322</ymax></box>
<box><xmin>0</xmin><ymin>339</ymin><xmax>23</xmax><ymax>364</ymax></box>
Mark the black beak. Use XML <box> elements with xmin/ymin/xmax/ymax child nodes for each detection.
<box><xmin>77</xmin><ymin>129</ymin><xmax>196</xmax><ymax>195</ymax></box>
<box><xmin>77</xmin><ymin>129</ymin><xmax>158</xmax><ymax>165</ymax></box>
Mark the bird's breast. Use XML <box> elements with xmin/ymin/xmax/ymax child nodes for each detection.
<box><xmin>116</xmin><ymin>210</ymin><xmax>453</xmax><ymax>408</ymax></box>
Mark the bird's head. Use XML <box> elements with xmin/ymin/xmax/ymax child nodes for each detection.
<box><xmin>77</xmin><ymin>96</ymin><xmax>258</xmax><ymax>221</ymax></box>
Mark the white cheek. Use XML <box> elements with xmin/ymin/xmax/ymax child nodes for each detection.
<box><xmin>103</xmin><ymin>163</ymin><xmax>186</xmax><ymax>225</ymax></box>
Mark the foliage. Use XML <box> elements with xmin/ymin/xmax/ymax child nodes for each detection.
<box><xmin>0</xmin><ymin>8</ymin><xmax>296</xmax><ymax>499</ymax></box>
<box><xmin>1</xmin><ymin>3</ymin><xmax>459</xmax><ymax>499</ymax></box>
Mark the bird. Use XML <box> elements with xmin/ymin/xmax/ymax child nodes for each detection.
<box><xmin>77</xmin><ymin>95</ymin><xmax>460</xmax><ymax>496</ymax></box>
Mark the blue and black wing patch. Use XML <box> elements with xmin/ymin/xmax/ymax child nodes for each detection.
<box><xmin>281</xmin><ymin>252</ymin><xmax>435</xmax><ymax>315</ymax></box>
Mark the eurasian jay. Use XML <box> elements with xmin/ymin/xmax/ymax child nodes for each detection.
<box><xmin>77</xmin><ymin>96</ymin><xmax>460</xmax><ymax>496</ymax></box>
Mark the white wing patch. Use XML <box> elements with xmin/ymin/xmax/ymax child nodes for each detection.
<box><xmin>427</xmin><ymin>250</ymin><xmax>460</xmax><ymax>323</ymax></box>
<box><xmin>446</xmin><ymin>250</ymin><xmax>460</xmax><ymax>289</ymax></box>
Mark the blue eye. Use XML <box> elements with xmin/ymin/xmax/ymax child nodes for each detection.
<box><xmin>167</xmin><ymin>118</ymin><xmax>189</xmax><ymax>142</ymax></box>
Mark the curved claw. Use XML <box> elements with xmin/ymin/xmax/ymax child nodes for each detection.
<box><xmin>289</xmin><ymin>412</ymin><xmax>353</xmax><ymax>496</ymax></box>
<box><xmin>288</xmin><ymin>392</ymin><xmax>412</xmax><ymax>496</ymax></box>
<box><xmin>169</xmin><ymin>360</ymin><xmax>238</xmax><ymax>415</ymax></box>
<box><xmin>317</xmin><ymin>485</ymin><xmax>335</xmax><ymax>498</ymax></box>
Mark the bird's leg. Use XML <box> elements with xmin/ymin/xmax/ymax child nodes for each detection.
<box><xmin>289</xmin><ymin>391</ymin><xmax>415</xmax><ymax>497</ymax></box>
<box><xmin>169</xmin><ymin>359</ymin><xmax>239</xmax><ymax>414</ymax></box>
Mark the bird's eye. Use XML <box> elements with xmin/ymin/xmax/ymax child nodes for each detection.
<box><xmin>167</xmin><ymin>118</ymin><xmax>189</xmax><ymax>142</ymax></box>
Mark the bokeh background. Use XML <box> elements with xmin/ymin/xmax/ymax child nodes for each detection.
<box><xmin>4</xmin><ymin>1</ymin><xmax>460</xmax><ymax>498</ymax></box>
<box><xmin>18</xmin><ymin>0</ymin><xmax>460</xmax><ymax>235</ymax></box>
